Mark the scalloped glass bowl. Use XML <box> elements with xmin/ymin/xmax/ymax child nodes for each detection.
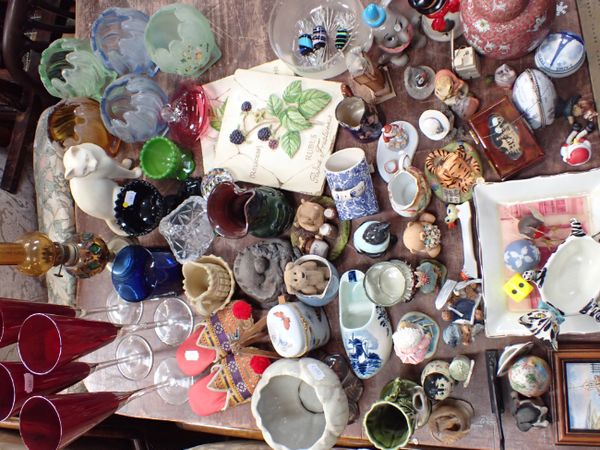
<box><xmin>39</xmin><ymin>38</ymin><xmax>117</xmax><ymax>101</ymax></box>
<box><xmin>91</xmin><ymin>7</ymin><xmax>158</xmax><ymax>76</ymax></box>
<box><xmin>100</xmin><ymin>74</ymin><xmax>168</xmax><ymax>143</ymax></box>
<box><xmin>268</xmin><ymin>0</ymin><xmax>372</xmax><ymax>79</ymax></box>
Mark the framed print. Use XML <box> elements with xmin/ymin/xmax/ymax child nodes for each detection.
<box><xmin>553</xmin><ymin>346</ymin><xmax>600</xmax><ymax>445</ymax></box>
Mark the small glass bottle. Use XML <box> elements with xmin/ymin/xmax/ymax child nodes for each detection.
<box><xmin>0</xmin><ymin>231</ymin><xmax>109</xmax><ymax>278</ymax></box>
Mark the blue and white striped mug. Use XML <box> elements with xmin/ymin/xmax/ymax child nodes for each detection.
<box><xmin>325</xmin><ymin>148</ymin><xmax>379</xmax><ymax>221</ymax></box>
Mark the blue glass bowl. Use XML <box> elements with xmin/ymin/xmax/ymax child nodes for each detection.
<box><xmin>100</xmin><ymin>74</ymin><xmax>167</xmax><ymax>143</ymax></box>
<box><xmin>91</xmin><ymin>7</ymin><xmax>158</xmax><ymax>76</ymax></box>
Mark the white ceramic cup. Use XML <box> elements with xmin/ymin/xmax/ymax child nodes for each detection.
<box><xmin>388</xmin><ymin>154</ymin><xmax>431</xmax><ymax>218</ymax></box>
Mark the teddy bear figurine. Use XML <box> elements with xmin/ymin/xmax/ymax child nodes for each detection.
<box><xmin>402</xmin><ymin>212</ymin><xmax>442</xmax><ymax>258</ymax></box>
<box><xmin>283</xmin><ymin>260</ymin><xmax>330</xmax><ymax>296</ymax></box>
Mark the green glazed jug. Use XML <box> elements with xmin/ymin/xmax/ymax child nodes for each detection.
<box><xmin>144</xmin><ymin>3</ymin><xmax>221</xmax><ymax>77</ymax></box>
<box><xmin>364</xmin><ymin>378</ymin><xmax>430</xmax><ymax>450</ymax></box>
<box><xmin>39</xmin><ymin>38</ymin><xmax>117</xmax><ymax>101</ymax></box>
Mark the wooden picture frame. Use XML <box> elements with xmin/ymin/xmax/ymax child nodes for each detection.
<box><xmin>553</xmin><ymin>345</ymin><xmax>600</xmax><ymax>445</ymax></box>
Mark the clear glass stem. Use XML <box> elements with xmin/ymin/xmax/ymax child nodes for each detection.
<box><xmin>75</xmin><ymin>305</ymin><xmax>121</xmax><ymax>318</ymax></box>
<box><xmin>91</xmin><ymin>352</ymin><xmax>145</xmax><ymax>372</ymax></box>
<box><xmin>126</xmin><ymin>380</ymin><xmax>172</xmax><ymax>403</ymax></box>
<box><xmin>120</xmin><ymin>319</ymin><xmax>170</xmax><ymax>335</ymax></box>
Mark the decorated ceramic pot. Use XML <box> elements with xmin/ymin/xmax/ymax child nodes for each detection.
<box><xmin>508</xmin><ymin>355</ymin><xmax>551</xmax><ymax>397</ymax></box>
<box><xmin>519</xmin><ymin>219</ymin><xmax>600</xmax><ymax>348</ymax></box>
<box><xmin>251</xmin><ymin>358</ymin><xmax>349</xmax><ymax>450</ymax></box>
<box><xmin>267</xmin><ymin>301</ymin><xmax>330</xmax><ymax>358</ymax></box>
<box><xmin>364</xmin><ymin>378</ymin><xmax>431</xmax><ymax>450</ymax></box>
<box><xmin>421</xmin><ymin>360</ymin><xmax>454</xmax><ymax>401</ymax></box>
<box><xmin>461</xmin><ymin>0</ymin><xmax>556</xmax><ymax>60</ymax></box>
<box><xmin>512</xmin><ymin>69</ymin><xmax>557</xmax><ymax>129</ymax></box>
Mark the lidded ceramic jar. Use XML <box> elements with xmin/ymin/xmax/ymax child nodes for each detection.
<box><xmin>461</xmin><ymin>0</ymin><xmax>556</xmax><ymax>60</ymax></box>
<box><xmin>267</xmin><ymin>301</ymin><xmax>330</xmax><ymax>358</ymax></box>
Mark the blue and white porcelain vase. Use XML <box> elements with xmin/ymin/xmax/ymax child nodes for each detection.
<box><xmin>339</xmin><ymin>269</ymin><xmax>392</xmax><ymax>379</ymax></box>
<box><xmin>325</xmin><ymin>148</ymin><xmax>379</xmax><ymax>221</ymax></box>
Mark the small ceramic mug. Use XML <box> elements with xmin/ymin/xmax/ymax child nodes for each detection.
<box><xmin>325</xmin><ymin>148</ymin><xmax>379</xmax><ymax>221</ymax></box>
<box><xmin>388</xmin><ymin>154</ymin><xmax>431</xmax><ymax>218</ymax></box>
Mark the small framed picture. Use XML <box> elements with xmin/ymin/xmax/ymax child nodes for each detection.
<box><xmin>553</xmin><ymin>346</ymin><xmax>600</xmax><ymax>445</ymax></box>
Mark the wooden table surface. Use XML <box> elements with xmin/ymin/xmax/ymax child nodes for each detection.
<box><xmin>75</xmin><ymin>0</ymin><xmax>600</xmax><ymax>448</ymax></box>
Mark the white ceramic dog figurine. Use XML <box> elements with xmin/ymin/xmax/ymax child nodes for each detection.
<box><xmin>63</xmin><ymin>143</ymin><xmax>142</xmax><ymax>235</ymax></box>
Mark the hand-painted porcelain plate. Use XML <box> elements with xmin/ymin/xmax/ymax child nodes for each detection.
<box><xmin>474</xmin><ymin>170</ymin><xmax>600</xmax><ymax>337</ymax></box>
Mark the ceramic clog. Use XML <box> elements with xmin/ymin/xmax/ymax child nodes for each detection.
<box><xmin>520</xmin><ymin>219</ymin><xmax>600</xmax><ymax>349</ymax></box>
<box><xmin>339</xmin><ymin>270</ymin><xmax>393</xmax><ymax>379</ymax></box>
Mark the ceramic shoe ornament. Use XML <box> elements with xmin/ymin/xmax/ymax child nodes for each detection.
<box><xmin>339</xmin><ymin>270</ymin><xmax>393</xmax><ymax>379</ymax></box>
<box><xmin>402</xmin><ymin>212</ymin><xmax>442</xmax><ymax>258</ymax></box>
<box><xmin>421</xmin><ymin>360</ymin><xmax>455</xmax><ymax>401</ymax></box>
<box><xmin>409</xmin><ymin>0</ymin><xmax>462</xmax><ymax>42</ymax></box>
<box><xmin>392</xmin><ymin>312</ymin><xmax>440</xmax><ymax>364</ymax></box>
<box><xmin>63</xmin><ymin>143</ymin><xmax>141</xmax><ymax>236</ymax></box>
<box><xmin>353</xmin><ymin>221</ymin><xmax>396</xmax><ymax>258</ymax></box>
<box><xmin>434</xmin><ymin>69</ymin><xmax>479</xmax><ymax>120</ymax></box>
<box><xmin>510</xmin><ymin>391</ymin><xmax>550</xmax><ymax>432</ymax></box>
<box><xmin>519</xmin><ymin>219</ymin><xmax>600</xmax><ymax>350</ymax></box>
<box><xmin>283</xmin><ymin>255</ymin><xmax>339</xmax><ymax>307</ymax></box>
<box><xmin>560</xmin><ymin>122</ymin><xmax>593</xmax><ymax>166</ymax></box>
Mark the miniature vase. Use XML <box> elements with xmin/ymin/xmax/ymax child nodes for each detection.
<box><xmin>364</xmin><ymin>378</ymin><xmax>427</xmax><ymax>450</ymax></box>
<box><xmin>100</xmin><ymin>74</ymin><xmax>168</xmax><ymax>143</ymax></box>
<box><xmin>39</xmin><ymin>38</ymin><xmax>117</xmax><ymax>101</ymax></box>
<box><xmin>339</xmin><ymin>270</ymin><xmax>393</xmax><ymax>379</ymax></box>
<box><xmin>111</xmin><ymin>245</ymin><xmax>183</xmax><ymax>302</ymax></box>
<box><xmin>144</xmin><ymin>3</ymin><xmax>221</xmax><ymax>77</ymax></box>
<box><xmin>140</xmin><ymin>136</ymin><xmax>195</xmax><ymax>181</ymax></box>
<box><xmin>206</xmin><ymin>182</ymin><xmax>294</xmax><ymax>239</ymax></box>
<box><xmin>461</xmin><ymin>0</ymin><xmax>556</xmax><ymax>60</ymax></box>
<box><xmin>251</xmin><ymin>358</ymin><xmax>349</xmax><ymax>450</ymax></box>
<box><xmin>91</xmin><ymin>7</ymin><xmax>158</xmax><ymax>76</ymax></box>
<box><xmin>162</xmin><ymin>82</ymin><xmax>210</xmax><ymax>148</ymax></box>
<box><xmin>48</xmin><ymin>98</ymin><xmax>120</xmax><ymax>156</ymax></box>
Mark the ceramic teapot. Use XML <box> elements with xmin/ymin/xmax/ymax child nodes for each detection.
<box><xmin>519</xmin><ymin>219</ymin><xmax>600</xmax><ymax>349</ymax></box>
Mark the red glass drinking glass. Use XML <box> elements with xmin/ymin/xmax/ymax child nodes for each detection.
<box><xmin>0</xmin><ymin>298</ymin><xmax>75</xmax><ymax>348</ymax></box>
<box><xmin>18</xmin><ymin>313</ymin><xmax>120</xmax><ymax>375</ymax></box>
<box><xmin>0</xmin><ymin>361</ymin><xmax>92</xmax><ymax>421</ymax></box>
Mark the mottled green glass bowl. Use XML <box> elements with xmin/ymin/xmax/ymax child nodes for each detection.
<box><xmin>39</xmin><ymin>38</ymin><xmax>117</xmax><ymax>101</ymax></box>
<box><xmin>144</xmin><ymin>3</ymin><xmax>221</xmax><ymax>77</ymax></box>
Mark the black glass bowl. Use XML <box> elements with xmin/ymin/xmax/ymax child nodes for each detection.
<box><xmin>114</xmin><ymin>180</ymin><xmax>166</xmax><ymax>236</ymax></box>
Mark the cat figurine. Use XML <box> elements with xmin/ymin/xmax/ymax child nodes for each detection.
<box><xmin>63</xmin><ymin>143</ymin><xmax>142</xmax><ymax>235</ymax></box>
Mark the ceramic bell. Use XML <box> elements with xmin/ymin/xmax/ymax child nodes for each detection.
<box><xmin>508</xmin><ymin>355</ymin><xmax>551</xmax><ymax>398</ymax></box>
<box><xmin>251</xmin><ymin>358</ymin><xmax>349</xmax><ymax>450</ymax></box>
<box><xmin>283</xmin><ymin>255</ymin><xmax>340</xmax><ymax>307</ymax></box>
<box><xmin>402</xmin><ymin>213</ymin><xmax>442</xmax><ymax>258</ymax></box>
<box><xmin>512</xmin><ymin>69</ymin><xmax>557</xmax><ymax>129</ymax></box>
<box><xmin>461</xmin><ymin>0</ymin><xmax>555</xmax><ymax>60</ymax></box>
<box><xmin>421</xmin><ymin>360</ymin><xmax>455</xmax><ymax>401</ymax></box>
<box><xmin>392</xmin><ymin>312</ymin><xmax>439</xmax><ymax>365</ymax></box>
<box><xmin>353</xmin><ymin>221</ymin><xmax>394</xmax><ymax>258</ymax></box>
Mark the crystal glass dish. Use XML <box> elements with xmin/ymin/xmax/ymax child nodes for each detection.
<box><xmin>268</xmin><ymin>0</ymin><xmax>372</xmax><ymax>79</ymax></box>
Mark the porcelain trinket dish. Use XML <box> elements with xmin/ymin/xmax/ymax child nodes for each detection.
<box><xmin>535</xmin><ymin>32</ymin><xmax>586</xmax><ymax>79</ymax></box>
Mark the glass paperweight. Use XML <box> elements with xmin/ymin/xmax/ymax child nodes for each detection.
<box><xmin>39</xmin><ymin>38</ymin><xmax>117</xmax><ymax>101</ymax></box>
<box><xmin>91</xmin><ymin>7</ymin><xmax>158</xmax><ymax>76</ymax></box>
<box><xmin>113</xmin><ymin>180</ymin><xmax>166</xmax><ymax>236</ymax></box>
<box><xmin>100</xmin><ymin>74</ymin><xmax>168</xmax><ymax>143</ymax></box>
<box><xmin>140</xmin><ymin>136</ymin><xmax>195</xmax><ymax>181</ymax></box>
<box><xmin>162</xmin><ymin>82</ymin><xmax>210</xmax><ymax>148</ymax></box>
<box><xmin>49</xmin><ymin>98</ymin><xmax>120</xmax><ymax>156</ymax></box>
<box><xmin>144</xmin><ymin>3</ymin><xmax>221</xmax><ymax>77</ymax></box>
<box><xmin>268</xmin><ymin>0</ymin><xmax>373</xmax><ymax>79</ymax></box>
<box><xmin>158</xmin><ymin>196</ymin><xmax>215</xmax><ymax>264</ymax></box>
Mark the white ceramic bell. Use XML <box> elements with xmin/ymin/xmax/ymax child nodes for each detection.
<box><xmin>339</xmin><ymin>269</ymin><xmax>393</xmax><ymax>379</ymax></box>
